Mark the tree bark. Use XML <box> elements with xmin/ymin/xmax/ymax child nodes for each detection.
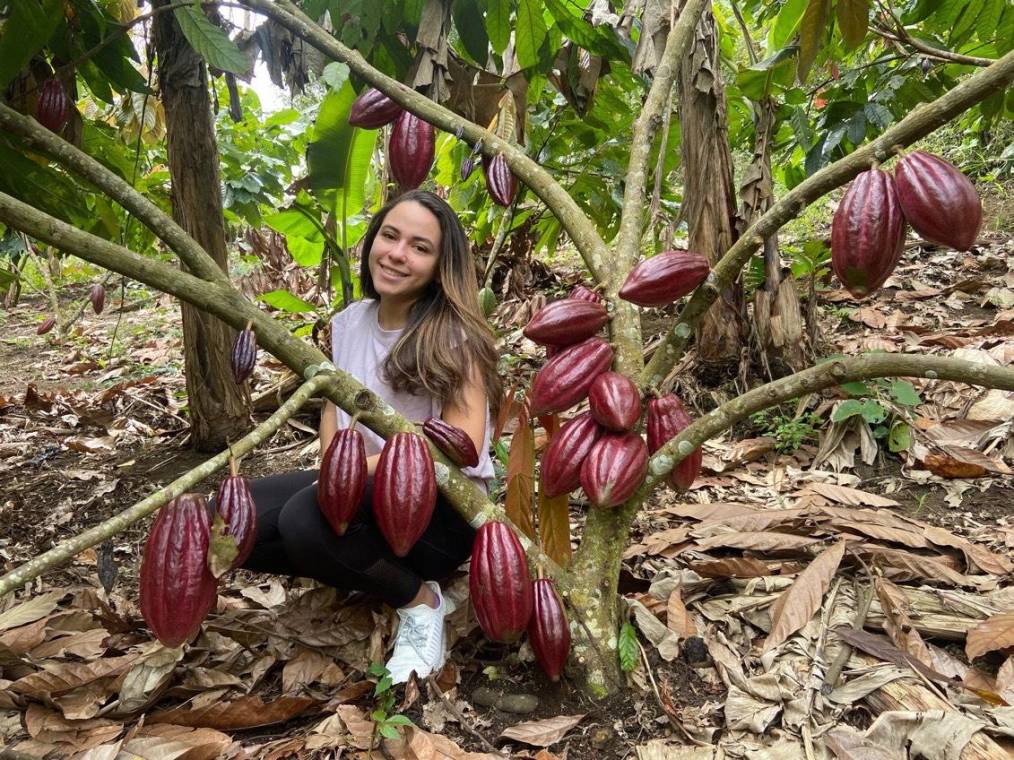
<box><xmin>153</xmin><ymin>2</ymin><xmax>248</xmax><ymax>451</ymax></box>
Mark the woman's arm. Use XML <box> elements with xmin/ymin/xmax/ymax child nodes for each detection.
<box><xmin>440</xmin><ymin>363</ymin><xmax>488</xmax><ymax>459</ymax></box>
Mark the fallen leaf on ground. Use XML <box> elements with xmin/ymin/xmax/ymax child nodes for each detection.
<box><xmin>966</xmin><ymin>611</ymin><xmax>1014</xmax><ymax>660</ymax></box>
<box><xmin>763</xmin><ymin>541</ymin><xmax>846</xmax><ymax>652</ymax></box>
<box><xmin>499</xmin><ymin>714</ymin><xmax>585</xmax><ymax>747</ymax></box>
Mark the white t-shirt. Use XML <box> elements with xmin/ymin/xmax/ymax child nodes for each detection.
<box><xmin>330</xmin><ymin>299</ymin><xmax>494</xmax><ymax>490</ymax></box>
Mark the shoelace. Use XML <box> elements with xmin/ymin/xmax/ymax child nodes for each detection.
<box><xmin>397</xmin><ymin>614</ymin><xmax>442</xmax><ymax>663</ymax></box>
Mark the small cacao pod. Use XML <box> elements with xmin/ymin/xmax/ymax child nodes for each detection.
<box><xmin>36</xmin><ymin>79</ymin><xmax>69</xmax><ymax>133</ymax></box>
<box><xmin>580</xmin><ymin>432</ymin><xmax>648</xmax><ymax>508</ymax></box>
<box><xmin>140</xmin><ymin>494</ymin><xmax>219</xmax><ymax>648</ymax></box>
<box><xmin>569</xmin><ymin>284</ymin><xmax>603</xmax><ymax>304</ymax></box>
<box><xmin>373</xmin><ymin>432</ymin><xmax>437</xmax><ymax>556</ymax></box>
<box><xmin>540</xmin><ymin>411</ymin><xmax>603</xmax><ymax>498</ymax></box>
<box><xmin>482</xmin><ymin>153</ymin><xmax>517</xmax><ymax>207</ymax></box>
<box><xmin>618</xmin><ymin>251</ymin><xmax>710</xmax><ymax>307</ymax></box>
<box><xmin>587</xmin><ymin>371</ymin><xmax>641</xmax><ymax>432</ymax></box>
<box><xmin>530</xmin><ymin>337</ymin><xmax>614</xmax><ymax>416</ymax></box>
<box><xmin>231</xmin><ymin>326</ymin><xmax>256</xmax><ymax>384</ymax></box>
<box><xmin>478</xmin><ymin>286</ymin><xmax>497</xmax><ymax>318</ymax></box>
<box><xmin>318</xmin><ymin>427</ymin><xmax>367</xmax><ymax>536</ymax></box>
<box><xmin>422</xmin><ymin>417</ymin><xmax>480</xmax><ymax>468</ymax></box>
<box><xmin>89</xmin><ymin>284</ymin><xmax>105</xmax><ymax>315</ymax></box>
<box><xmin>894</xmin><ymin>150</ymin><xmax>982</xmax><ymax>251</ymax></box>
<box><xmin>646</xmin><ymin>394</ymin><xmax>702</xmax><ymax>491</ymax></box>
<box><xmin>831</xmin><ymin>167</ymin><xmax>906</xmax><ymax>298</ymax></box>
<box><xmin>348</xmin><ymin>87</ymin><xmax>403</xmax><ymax>128</ymax></box>
<box><xmin>215</xmin><ymin>472</ymin><xmax>257</xmax><ymax>569</ymax></box>
<box><xmin>523</xmin><ymin>299</ymin><xmax>609</xmax><ymax>348</ymax></box>
<box><xmin>389</xmin><ymin>110</ymin><xmax>435</xmax><ymax>190</ymax></box>
<box><xmin>470</xmin><ymin>521</ymin><xmax>533</xmax><ymax>642</ymax></box>
<box><xmin>529</xmin><ymin>578</ymin><xmax>570</xmax><ymax>682</ymax></box>
<box><xmin>37</xmin><ymin>315</ymin><xmax>56</xmax><ymax>335</ymax></box>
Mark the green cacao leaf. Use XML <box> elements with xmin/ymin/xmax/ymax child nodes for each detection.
<box><xmin>515</xmin><ymin>0</ymin><xmax>548</xmax><ymax>70</ymax></box>
<box><xmin>173</xmin><ymin>4</ymin><xmax>250</xmax><ymax>76</ymax></box>
<box><xmin>452</xmin><ymin>0</ymin><xmax>490</xmax><ymax>64</ymax></box>
<box><xmin>618</xmin><ymin>622</ymin><xmax>638</xmax><ymax>672</ymax></box>
<box><xmin>0</xmin><ymin>0</ymin><xmax>63</xmax><ymax>91</ymax></box>
<box><xmin>836</xmin><ymin>0</ymin><xmax>869</xmax><ymax>51</ymax></box>
<box><xmin>796</xmin><ymin>0</ymin><xmax>831</xmax><ymax>83</ymax></box>
<box><xmin>486</xmin><ymin>0</ymin><xmax>512</xmax><ymax>54</ymax></box>
<box><xmin>890</xmin><ymin>380</ymin><xmax>921</xmax><ymax>407</ymax></box>
<box><xmin>888</xmin><ymin>421</ymin><xmax>912</xmax><ymax>453</ymax></box>
<box><xmin>256</xmin><ymin>289</ymin><xmax>318</xmax><ymax>313</ymax></box>
<box><xmin>770</xmin><ymin>0</ymin><xmax>809</xmax><ymax>49</ymax></box>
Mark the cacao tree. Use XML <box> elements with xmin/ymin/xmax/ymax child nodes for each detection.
<box><xmin>1</xmin><ymin>0</ymin><xmax>1013</xmax><ymax>701</ymax></box>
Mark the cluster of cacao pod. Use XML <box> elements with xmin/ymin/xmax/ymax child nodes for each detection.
<box><xmin>832</xmin><ymin>151</ymin><xmax>982</xmax><ymax>299</ymax></box>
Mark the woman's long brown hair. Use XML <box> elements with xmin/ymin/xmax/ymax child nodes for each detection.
<box><xmin>359</xmin><ymin>190</ymin><xmax>502</xmax><ymax>418</ymax></box>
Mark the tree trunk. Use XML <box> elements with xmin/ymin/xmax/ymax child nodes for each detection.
<box><xmin>153</xmin><ymin>3</ymin><xmax>248</xmax><ymax>451</ymax></box>
<box><xmin>678</xmin><ymin>3</ymin><xmax>743</xmax><ymax>377</ymax></box>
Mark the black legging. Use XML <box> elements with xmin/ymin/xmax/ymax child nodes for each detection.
<box><xmin>229</xmin><ymin>470</ymin><xmax>475</xmax><ymax>608</ymax></box>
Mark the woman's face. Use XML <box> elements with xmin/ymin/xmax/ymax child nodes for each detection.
<box><xmin>368</xmin><ymin>200</ymin><xmax>441</xmax><ymax>306</ymax></box>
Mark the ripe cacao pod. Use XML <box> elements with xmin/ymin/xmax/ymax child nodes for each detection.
<box><xmin>569</xmin><ymin>284</ymin><xmax>603</xmax><ymax>304</ymax></box>
<box><xmin>36</xmin><ymin>79</ymin><xmax>69</xmax><ymax>133</ymax></box>
<box><xmin>830</xmin><ymin>167</ymin><xmax>906</xmax><ymax>298</ymax></box>
<box><xmin>318</xmin><ymin>427</ymin><xmax>367</xmax><ymax>536</ymax></box>
<box><xmin>470</xmin><ymin>521</ymin><xmax>533</xmax><ymax>642</ymax></box>
<box><xmin>618</xmin><ymin>251</ymin><xmax>710</xmax><ymax>307</ymax></box>
<box><xmin>529</xmin><ymin>579</ymin><xmax>570</xmax><ymax>682</ymax></box>
<box><xmin>215</xmin><ymin>472</ymin><xmax>257</xmax><ymax>569</ymax></box>
<box><xmin>422</xmin><ymin>417</ymin><xmax>479</xmax><ymax>468</ymax></box>
<box><xmin>482</xmin><ymin>153</ymin><xmax>517</xmax><ymax>207</ymax></box>
<box><xmin>140</xmin><ymin>494</ymin><xmax>219</xmax><ymax>648</ymax></box>
<box><xmin>89</xmin><ymin>284</ymin><xmax>105</xmax><ymax>315</ymax></box>
<box><xmin>580</xmin><ymin>432</ymin><xmax>648</xmax><ymax>508</ymax></box>
<box><xmin>646</xmin><ymin>394</ymin><xmax>702</xmax><ymax>491</ymax></box>
<box><xmin>389</xmin><ymin>110</ymin><xmax>435</xmax><ymax>190</ymax></box>
<box><xmin>523</xmin><ymin>299</ymin><xmax>609</xmax><ymax>348</ymax></box>
<box><xmin>530</xmin><ymin>337</ymin><xmax>614</xmax><ymax>416</ymax></box>
<box><xmin>478</xmin><ymin>286</ymin><xmax>497</xmax><ymax>318</ymax></box>
<box><xmin>588</xmin><ymin>372</ymin><xmax>641</xmax><ymax>432</ymax></box>
<box><xmin>231</xmin><ymin>326</ymin><xmax>256</xmax><ymax>384</ymax></box>
<box><xmin>540</xmin><ymin>411</ymin><xmax>603</xmax><ymax>498</ymax></box>
<box><xmin>349</xmin><ymin>87</ymin><xmax>403</xmax><ymax>128</ymax></box>
<box><xmin>37</xmin><ymin>315</ymin><xmax>56</xmax><ymax>335</ymax></box>
<box><xmin>373</xmin><ymin>432</ymin><xmax>437</xmax><ymax>556</ymax></box>
<box><xmin>894</xmin><ymin>151</ymin><xmax>982</xmax><ymax>251</ymax></box>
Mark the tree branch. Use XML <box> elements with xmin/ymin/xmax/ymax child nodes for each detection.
<box><xmin>640</xmin><ymin>49</ymin><xmax>1014</xmax><ymax>387</ymax></box>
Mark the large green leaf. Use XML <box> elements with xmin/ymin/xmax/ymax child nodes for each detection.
<box><xmin>770</xmin><ymin>0</ymin><xmax>808</xmax><ymax>49</ymax></box>
<box><xmin>265</xmin><ymin>208</ymin><xmax>325</xmax><ymax>266</ymax></box>
<box><xmin>836</xmin><ymin>0</ymin><xmax>869</xmax><ymax>51</ymax></box>
<box><xmin>0</xmin><ymin>0</ymin><xmax>63</xmax><ymax>90</ymax></box>
<box><xmin>515</xmin><ymin>0</ymin><xmax>548</xmax><ymax>70</ymax></box>
<box><xmin>256</xmin><ymin>289</ymin><xmax>318</xmax><ymax>313</ymax></box>
<box><xmin>173</xmin><ymin>4</ymin><xmax>250</xmax><ymax>75</ymax></box>
<box><xmin>543</xmin><ymin>0</ymin><xmax>630</xmax><ymax>61</ymax></box>
<box><xmin>486</xmin><ymin>0</ymin><xmax>512</xmax><ymax>54</ymax></box>
<box><xmin>452</xmin><ymin>0</ymin><xmax>490</xmax><ymax>64</ymax></box>
<box><xmin>797</xmin><ymin>0</ymin><xmax>831</xmax><ymax>83</ymax></box>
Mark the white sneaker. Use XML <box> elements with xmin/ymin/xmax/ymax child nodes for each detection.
<box><xmin>386</xmin><ymin>581</ymin><xmax>449</xmax><ymax>684</ymax></box>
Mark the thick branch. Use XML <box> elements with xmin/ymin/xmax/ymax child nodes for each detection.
<box><xmin>640</xmin><ymin>49</ymin><xmax>1014</xmax><ymax>386</ymax></box>
<box><xmin>236</xmin><ymin>0</ymin><xmax>614</xmax><ymax>284</ymax></box>
<box><xmin>870</xmin><ymin>17</ymin><xmax>994</xmax><ymax>68</ymax></box>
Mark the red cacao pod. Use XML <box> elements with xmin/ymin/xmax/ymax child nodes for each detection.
<box><xmin>36</xmin><ymin>79</ymin><xmax>69</xmax><ymax>133</ymax></box>
<box><xmin>831</xmin><ymin>167</ymin><xmax>906</xmax><ymax>298</ymax></box>
<box><xmin>318</xmin><ymin>427</ymin><xmax>367</xmax><ymax>536</ymax></box>
<box><xmin>389</xmin><ymin>110</ymin><xmax>435</xmax><ymax>190</ymax></box>
<box><xmin>580</xmin><ymin>432</ymin><xmax>648</xmax><ymax>508</ymax></box>
<box><xmin>530</xmin><ymin>337</ymin><xmax>614</xmax><ymax>416</ymax></box>
<box><xmin>422</xmin><ymin>417</ymin><xmax>480</xmax><ymax>469</ymax></box>
<box><xmin>215</xmin><ymin>473</ymin><xmax>257</xmax><ymax>569</ymax></box>
<box><xmin>646</xmin><ymin>394</ymin><xmax>702</xmax><ymax>491</ymax></box>
<box><xmin>618</xmin><ymin>251</ymin><xmax>710</xmax><ymax>307</ymax></box>
<box><xmin>523</xmin><ymin>299</ymin><xmax>609</xmax><ymax>348</ymax></box>
<box><xmin>373</xmin><ymin>432</ymin><xmax>437</xmax><ymax>557</ymax></box>
<box><xmin>569</xmin><ymin>284</ymin><xmax>603</xmax><ymax>304</ymax></box>
<box><xmin>588</xmin><ymin>371</ymin><xmax>641</xmax><ymax>432</ymax></box>
<box><xmin>895</xmin><ymin>151</ymin><xmax>982</xmax><ymax>251</ymax></box>
<box><xmin>89</xmin><ymin>284</ymin><xmax>105</xmax><ymax>315</ymax></box>
<box><xmin>540</xmin><ymin>411</ymin><xmax>603</xmax><ymax>498</ymax></box>
<box><xmin>231</xmin><ymin>327</ymin><xmax>256</xmax><ymax>384</ymax></box>
<box><xmin>349</xmin><ymin>87</ymin><xmax>403</xmax><ymax>128</ymax></box>
<box><xmin>140</xmin><ymin>494</ymin><xmax>219</xmax><ymax>648</ymax></box>
<box><xmin>529</xmin><ymin>579</ymin><xmax>570</xmax><ymax>682</ymax></box>
<box><xmin>470</xmin><ymin>521</ymin><xmax>533</xmax><ymax>642</ymax></box>
<box><xmin>37</xmin><ymin>315</ymin><xmax>56</xmax><ymax>335</ymax></box>
<box><xmin>482</xmin><ymin>153</ymin><xmax>518</xmax><ymax>207</ymax></box>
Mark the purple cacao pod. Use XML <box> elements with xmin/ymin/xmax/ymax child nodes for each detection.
<box><xmin>618</xmin><ymin>251</ymin><xmax>710</xmax><ymax>307</ymax></box>
<box><xmin>646</xmin><ymin>394</ymin><xmax>702</xmax><ymax>491</ymax></box>
<box><xmin>540</xmin><ymin>411</ymin><xmax>603</xmax><ymax>498</ymax></box>
<box><xmin>523</xmin><ymin>299</ymin><xmax>609</xmax><ymax>348</ymax></box>
<box><xmin>470</xmin><ymin>521</ymin><xmax>533</xmax><ymax>642</ymax></box>
<box><xmin>422</xmin><ymin>417</ymin><xmax>480</xmax><ymax>468</ymax></box>
<box><xmin>587</xmin><ymin>371</ymin><xmax>641</xmax><ymax>432</ymax></box>
<box><xmin>389</xmin><ymin>110</ymin><xmax>435</xmax><ymax>190</ymax></box>
<box><xmin>895</xmin><ymin>151</ymin><xmax>982</xmax><ymax>251</ymax></box>
<box><xmin>529</xmin><ymin>578</ymin><xmax>570</xmax><ymax>682</ymax></box>
<box><xmin>349</xmin><ymin>87</ymin><xmax>403</xmax><ymax>128</ymax></box>
<box><xmin>530</xmin><ymin>337</ymin><xmax>614</xmax><ymax>416</ymax></box>
<box><xmin>318</xmin><ymin>428</ymin><xmax>368</xmax><ymax>536</ymax></box>
<box><xmin>215</xmin><ymin>473</ymin><xmax>257</xmax><ymax>569</ymax></box>
<box><xmin>580</xmin><ymin>432</ymin><xmax>648</xmax><ymax>508</ymax></box>
<box><xmin>373</xmin><ymin>432</ymin><xmax>437</xmax><ymax>556</ymax></box>
<box><xmin>482</xmin><ymin>153</ymin><xmax>518</xmax><ymax>207</ymax></box>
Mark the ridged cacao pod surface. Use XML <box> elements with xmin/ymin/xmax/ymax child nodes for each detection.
<box><xmin>215</xmin><ymin>475</ymin><xmax>257</xmax><ymax>569</ymax></box>
<box><xmin>37</xmin><ymin>316</ymin><xmax>56</xmax><ymax>335</ymax></box>
<box><xmin>373</xmin><ymin>432</ymin><xmax>437</xmax><ymax>556</ymax></box>
<box><xmin>318</xmin><ymin>428</ymin><xmax>367</xmax><ymax>536</ymax></box>
<box><xmin>830</xmin><ymin>167</ymin><xmax>906</xmax><ymax>298</ymax></box>
<box><xmin>530</xmin><ymin>337</ymin><xmax>614</xmax><ymax>416</ymax></box>
<box><xmin>140</xmin><ymin>494</ymin><xmax>218</xmax><ymax>648</ymax></box>
<box><xmin>483</xmin><ymin>154</ymin><xmax>518</xmax><ymax>207</ymax></box>
<box><xmin>523</xmin><ymin>299</ymin><xmax>609</xmax><ymax>347</ymax></box>
<box><xmin>618</xmin><ymin>251</ymin><xmax>710</xmax><ymax>307</ymax></box>
<box><xmin>478</xmin><ymin>286</ymin><xmax>497</xmax><ymax>318</ymax></box>
<box><xmin>469</xmin><ymin>521</ymin><xmax>533</xmax><ymax>642</ymax></box>
<box><xmin>422</xmin><ymin>417</ymin><xmax>480</xmax><ymax>468</ymax></box>
<box><xmin>389</xmin><ymin>110</ymin><xmax>435</xmax><ymax>190</ymax></box>
<box><xmin>36</xmin><ymin>79</ymin><xmax>69</xmax><ymax>133</ymax></box>
<box><xmin>89</xmin><ymin>284</ymin><xmax>105</xmax><ymax>315</ymax></box>
<box><xmin>588</xmin><ymin>371</ymin><xmax>641</xmax><ymax>432</ymax></box>
<box><xmin>895</xmin><ymin>151</ymin><xmax>982</xmax><ymax>251</ymax></box>
<box><xmin>529</xmin><ymin>579</ymin><xmax>570</xmax><ymax>682</ymax></box>
<box><xmin>580</xmin><ymin>432</ymin><xmax>648</xmax><ymax>508</ymax></box>
<box><xmin>231</xmin><ymin>328</ymin><xmax>256</xmax><ymax>384</ymax></box>
<box><xmin>540</xmin><ymin>411</ymin><xmax>603</xmax><ymax>498</ymax></box>
<box><xmin>646</xmin><ymin>395</ymin><xmax>702</xmax><ymax>491</ymax></box>
<box><xmin>348</xmin><ymin>87</ymin><xmax>403</xmax><ymax>128</ymax></box>
<box><xmin>569</xmin><ymin>284</ymin><xmax>603</xmax><ymax>304</ymax></box>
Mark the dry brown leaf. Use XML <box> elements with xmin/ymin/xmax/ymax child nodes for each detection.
<box><xmin>22</xmin><ymin>703</ymin><xmax>123</xmax><ymax>752</ymax></box>
<box><xmin>659</xmin><ymin>502</ymin><xmax>759</xmax><ymax>521</ymax></box>
<box><xmin>801</xmin><ymin>482</ymin><xmax>899</xmax><ymax>508</ymax></box>
<box><xmin>10</xmin><ymin>654</ymin><xmax>138</xmax><ymax>698</ymax></box>
<box><xmin>30</xmin><ymin>628</ymin><xmax>109</xmax><ymax>660</ymax></box>
<box><xmin>829</xmin><ymin>519</ymin><xmax>928</xmax><ymax>548</ymax></box>
<box><xmin>0</xmin><ymin>617</ymin><xmax>49</xmax><ymax>655</ymax></box>
<box><xmin>499</xmin><ymin>714</ymin><xmax>585</xmax><ymax>747</ymax></box>
<box><xmin>874</xmin><ymin>577</ymin><xmax>933</xmax><ymax>668</ymax></box>
<box><xmin>0</xmin><ymin>591</ymin><xmax>65</xmax><ymax>632</ymax></box>
<box><xmin>281</xmin><ymin>647</ymin><xmax>333</xmax><ymax>694</ymax></box>
<box><xmin>692</xmin><ymin>509</ymin><xmax>805</xmax><ymax>535</ymax></box>
<box><xmin>690</xmin><ymin>557</ymin><xmax>772</xmax><ymax>579</ymax></box>
<box><xmin>148</xmin><ymin>694</ymin><xmax>320</xmax><ymax>729</ymax></box>
<box><xmin>666</xmin><ymin>587</ymin><xmax>696</xmax><ymax>637</ymax></box>
<box><xmin>966</xmin><ymin>611</ymin><xmax>1014</xmax><ymax>660</ymax></box>
<box><xmin>997</xmin><ymin>657</ymin><xmax>1014</xmax><ymax>706</ymax></box>
<box><xmin>117</xmin><ymin>723</ymin><xmax>233</xmax><ymax>760</ymax></box>
<box><xmin>762</xmin><ymin>541</ymin><xmax>846</xmax><ymax>653</ymax></box>
<box><xmin>118</xmin><ymin>645</ymin><xmax>183</xmax><ymax>714</ymax></box>
<box><xmin>695</xmin><ymin>531</ymin><xmax>820</xmax><ymax>553</ymax></box>
<box><xmin>921</xmin><ymin>452</ymin><xmax>987</xmax><ymax>478</ymax></box>
<box><xmin>923</xmin><ymin>526</ymin><xmax>1014</xmax><ymax>576</ymax></box>
<box><xmin>834</xmin><ymin>628</ymin><xmax>951</xmax><ymax>685</ymax></box>
<box><xmin>859</xmin><ymin>546</ymin><xmax>979</xmax><ymax>588</ymax></box>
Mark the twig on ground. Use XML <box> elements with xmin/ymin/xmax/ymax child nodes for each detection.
<box><xmin>424</xmin><ymin>675</ymin><xmax>504</xmax><ymax>755</ymax></box>
<box><xmin>636</xmin><ymin>638</ymin><xmax>710</xmax><ymax>747</ymax></box>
